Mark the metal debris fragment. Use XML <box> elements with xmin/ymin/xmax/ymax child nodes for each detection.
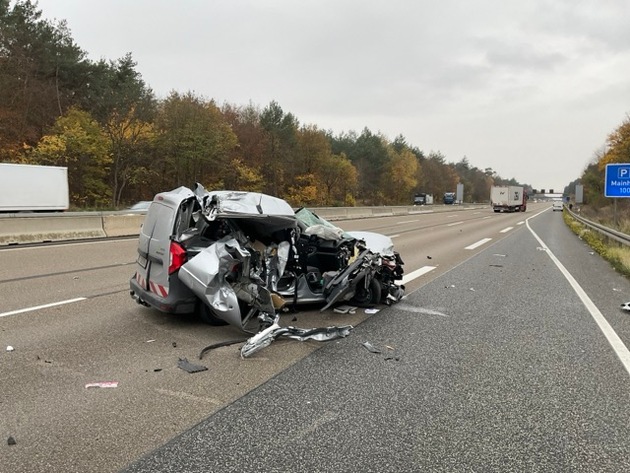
<box><xmin>241</xmin><ymin>324</ymin><xmax>353</xmax><ymax>358</ymax></box>
<box><xmin>361</xmin><ymin>341</ymin><xmax>382</xmax><ymax>354</ymax></box>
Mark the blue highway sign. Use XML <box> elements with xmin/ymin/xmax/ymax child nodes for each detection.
<box><xmin>605</xmin><ymin>163</ymin><xmax>630</xmax><ymax>197</ymax></box>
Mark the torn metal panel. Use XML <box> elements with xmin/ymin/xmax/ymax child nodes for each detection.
<box><xmin>240</xmin><ymin>323</ymin><xmax>354</xmax><ymax>358</ymax></box>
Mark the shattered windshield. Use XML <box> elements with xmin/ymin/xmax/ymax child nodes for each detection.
<box><xmin>295</xmin><ymin>207</ymin><xmax>351</xmax><ymax>239</ymax></box>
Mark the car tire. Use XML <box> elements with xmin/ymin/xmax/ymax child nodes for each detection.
<box><xmin>350</xmin><ymin>277</ymin><xmax>382</xmax><ymax>306</ymax></box>
<box><xmin>197</xmin><ymin>301</ymin><xmax>229</xmax><ymax>326</ymax></box>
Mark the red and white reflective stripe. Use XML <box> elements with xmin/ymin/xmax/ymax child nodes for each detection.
<box><xmin>136</xmin><ymin>272</ymin><xmax>168</xmax><ymax>297</ymax></box>
<box><xmin>135</xmin><ymin>272</ymin><xmax>148</xmax><ymax>289</ymax></box>
<box><xmin>149</xmin><ymin>280</ymin><xmax>168</xmax><ymax>298</ymax></box>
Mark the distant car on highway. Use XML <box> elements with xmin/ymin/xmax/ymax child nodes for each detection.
<box><xmin>126</xmin><ymin>201</ymin><xmax>152</xmax><ymax>213</ymax></box>
<box><xmin>552</xmin><ymin>201</ymin><xmax>563</xmax><ymax>212</ymax></box>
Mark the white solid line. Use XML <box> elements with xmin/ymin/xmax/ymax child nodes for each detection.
<box><xmin>447</xmin><ymin>221</ymin><xmax>464</xmax><ymax>227</ymax></box>
<box><xmin>401</xmin><ymin>266</ymin><xmax>437</xmax><ymax>285</ymax></box>
<box><xmin>389</xmin><ymin>234</ymin><xmax>401</xmax><ymax>238</ymax></box>
<box><xmin>465</xmin><ymin>238</ymin><xmax>492</xmax><ymax>250</ymax></box>
<box><xmin>0</xmin><ymin>297</ymin><xmax>87</xmax><ymax>318</ymax></box>
<box><xmin>396</xmin><ymin>220</ymin><xmax>417</xmax><ymax>225</ymax></box>
<box><xmin>526</xmin><ymin>216</ymin><xmax>630</xmax><ymax>377</ymax></box>
<box><xmin>500</xmin><ymin>226</ymin><xmax>514</xmax><ymax>233</ymax></box>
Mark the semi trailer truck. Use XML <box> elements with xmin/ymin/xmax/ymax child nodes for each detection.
<box><xmin>490</xmin><ymin>185</ymin><xmax>527</xmax><ymax>212</ymax></box>
<box><xmin>0</xmin><ymin>163</ymin><xmax>69</xmax><ymax>212</ymax></box>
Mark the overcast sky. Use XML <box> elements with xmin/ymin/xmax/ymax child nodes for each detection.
<box><xmin>37</xmin><ymin>0</ymin><xmax>630</xmax><ymax>192</ymax></box>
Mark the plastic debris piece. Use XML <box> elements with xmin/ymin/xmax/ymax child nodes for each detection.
<box><xmin>362</xmin><ymin>341</ymin><xmax>381</xmax><ymax>354</ymax></box>
<box><xmin>6</xmin><ymin>345</ymin><xmax>14</xmax><ymax>352</ymax></box>
<box><xmin>469</xmin><ymin>288</ymin><xmax>476</xmax><ymax>291</ymax></box>
<box><xmin>365</xmin><ymin>308</ymin><xmax>379</xmax><ymax>314</ymax></box>
<box><xmin>146</xmin><ymin>339</ymin><xmax>156</xmax><ymax>343</ymax></box>
<box><xmin>85</xmin><ymin>381</ymin><xmax>118</xmax><ymax>389</ymax></box>
<box><xmin>621</xmin><ymin>302</ymin><xmax>630</xmax><ymax>312</ymax></box>
<box><xmin>7</xmin><ymin>436</ymin><xmax>16</xmax><ymax>446</ymax></box>
<box><xmin>333</xmin><ymin>305</ymin><xmax>357</xmax><ymax>314</ymax></box>
<box><xmin>177</xmin><ymin>357</ymin><xmax>207</xmax><ymax>373</ymax></box>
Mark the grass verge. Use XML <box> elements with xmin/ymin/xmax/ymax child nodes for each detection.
<box><xmin>563</xmin><ymin>210</ymin><xmax>630</xmax><ymax>279</ymax></box>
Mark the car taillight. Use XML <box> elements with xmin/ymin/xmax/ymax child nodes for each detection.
<box><xmin>168</xmin><ymin>241</ymin><xmax>187</xmax><ymax>274</ymax></box>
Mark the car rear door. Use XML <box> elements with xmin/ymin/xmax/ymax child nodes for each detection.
<box><xmin>136</xmin><ymin>201</ymin><xmax>178</xmax><ymax>298</ymax></box>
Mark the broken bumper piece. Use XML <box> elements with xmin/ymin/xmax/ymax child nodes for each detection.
<box><xmin>240</xmin><ymin>323</ymin><xmax>354</xmax><ymax>358</ymax></box>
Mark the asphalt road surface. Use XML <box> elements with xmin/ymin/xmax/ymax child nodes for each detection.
<box><xmin>3</xmin><ymin>203</ymin><xmax>630</xmax><ymax>472</ymax></box>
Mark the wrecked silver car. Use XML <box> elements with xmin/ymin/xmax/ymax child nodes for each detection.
<box><xmin>129</xmin><ymin>184</ymin><xmax>404</xmax><ymax>355</ymax></box>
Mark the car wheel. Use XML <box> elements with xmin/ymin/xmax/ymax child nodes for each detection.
<box><xmin>350</xmin><ymin>277</ymin><xmax>382</xmax><ymax>306</ymax></box>
<box><xmin>197</xmin><ymin>301</ymin><xmax>229</xmax><ymax>326</ymax></box>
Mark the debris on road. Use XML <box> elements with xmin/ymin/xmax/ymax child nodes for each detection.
<box><xmin>6</xmin><ymin>345</ymin><xmax>14</xmax><ymax>352</ymax></box>
<box><xmin>85</xmin><ymin>381</ymin><xmax>119</xmax><ymax>389</ymax></box>
<box><xmin>362</xmin><ymin>341</ymin><xmax>382</xmax><ymax>354</ymax></box>
<box><xmin>241</xmin><ymin>323</ymin><xmax>353</xmax><ymax>358</ymax></box>
<box><xmin>177</xmin><ymin>358</ymin><xmax>207</xmax><ymax>373</ymax></box>
<box><xmin>621</xmin><ymin>302</ymin><xmax>630</xmax><ymax>312</ymax></box>
<box><xmin>7</xmin><ymin>436</ymin><xmax>16</xmax><ymax>446</ymax></box>
<box><xmin>199</xmin><ymin>338</ymin><xmax>248</xmax><ymax>360</ymax></box>
<box><xmin>333</xmin><ymin>305</ymin><xmax>357</xmax><ymax>314</ymax></box>
<box><xmin>365</xmin><ymin>308</ymin><xmax>379</xmax><ymax>314</ymax></box>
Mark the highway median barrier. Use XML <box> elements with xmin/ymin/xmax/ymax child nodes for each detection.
<box><xmin>0</xmin><ymin>213</ymin><xmax>106</xmax><ymax>245</ymax></box>
<box><xmin>0</xmin><ymin>204</ymin><xmax>488</xmax><ymax>246</ymax></box>
<box><xmin>102</xmin><ymin>214</ymin><xmax>145</xmax><ymax>238</ymax></box>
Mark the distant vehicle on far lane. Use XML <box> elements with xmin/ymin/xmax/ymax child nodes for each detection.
<box><xmin>126</xmin><ymin>201</ymin><xmax>152</xmax><ymax>213</ymax></box>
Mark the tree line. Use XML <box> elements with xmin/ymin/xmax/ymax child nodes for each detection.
<box><xmin>564</xmin><ymin>115</ymin><xmax>630</xmax><ymax>210</ymax></box>
<box><xmin>1</xmin><ymin>0</ymin><xmax>528</xmax><ymax>209</ymax></box>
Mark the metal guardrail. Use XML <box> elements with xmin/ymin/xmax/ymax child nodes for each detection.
<box><xmin>565</xmin><ymin>206</ymin><xmax>630</xmax><ymax>246</ymax></box>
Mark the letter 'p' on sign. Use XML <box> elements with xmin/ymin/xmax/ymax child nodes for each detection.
<box><xmin>618</xmin><ymin>167</ymin><xmax>630</xmax><ymax>178</ymax></box>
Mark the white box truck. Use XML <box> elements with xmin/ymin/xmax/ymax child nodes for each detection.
<box><xmin>0</xmin><ymin>163</ymin><xmax>69</xmax><ymax>212</ymax></box>
<box><xmin>490</xmin><ymin>185</ymin><xmax>527</xmax><ymax>212</ymax></box>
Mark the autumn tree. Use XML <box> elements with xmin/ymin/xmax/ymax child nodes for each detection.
<box><xmin>0</xmin><ymin>0</ymin><xmax>89</xmax><ymax>160</ymax></box>
<box><xmin>260</xmin><ymin>101</ymin><xmax>298</xmax><ymax>197</ymax></box>
<box><xmin>221</xmin><ymin>101</ymin><xmax>267</xmax><ymax>170</ymax></box>
<box><xmin>155</xmin><ymin>91</ymin><xmax>237</xmax><ymax>190</ymax></box>
<box><xmin>599</xmin><ymin>116</ymin><xmax>630</xmax><ymax>168</ymax></box>
<box><xmin>80</xmin><ymin>54</ymin><xmax>156</xmax><ymax>205</ymax></box>
<box><xmin>418</xmin><ymin>152</ymin><xmax>459</xmax><ymax>198</ymax></box>
<box><xmin>348</xmin><ymin>128</ymin><xmax>389</xmax><ymax>205</ymax></box>
<box><xmin>29</xmin><ymin>108</ymin><xmax>111</xmax><ymax>206</ymax></box>
<box><xmin>316</xmin><ymin>152</ymin><xmax>356</xmax><ymax>206</ymax></box>
<box><xmin>382</xmin><ymin>146</ymin><xmax>418</xmax><ymax>204</ymax></box>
